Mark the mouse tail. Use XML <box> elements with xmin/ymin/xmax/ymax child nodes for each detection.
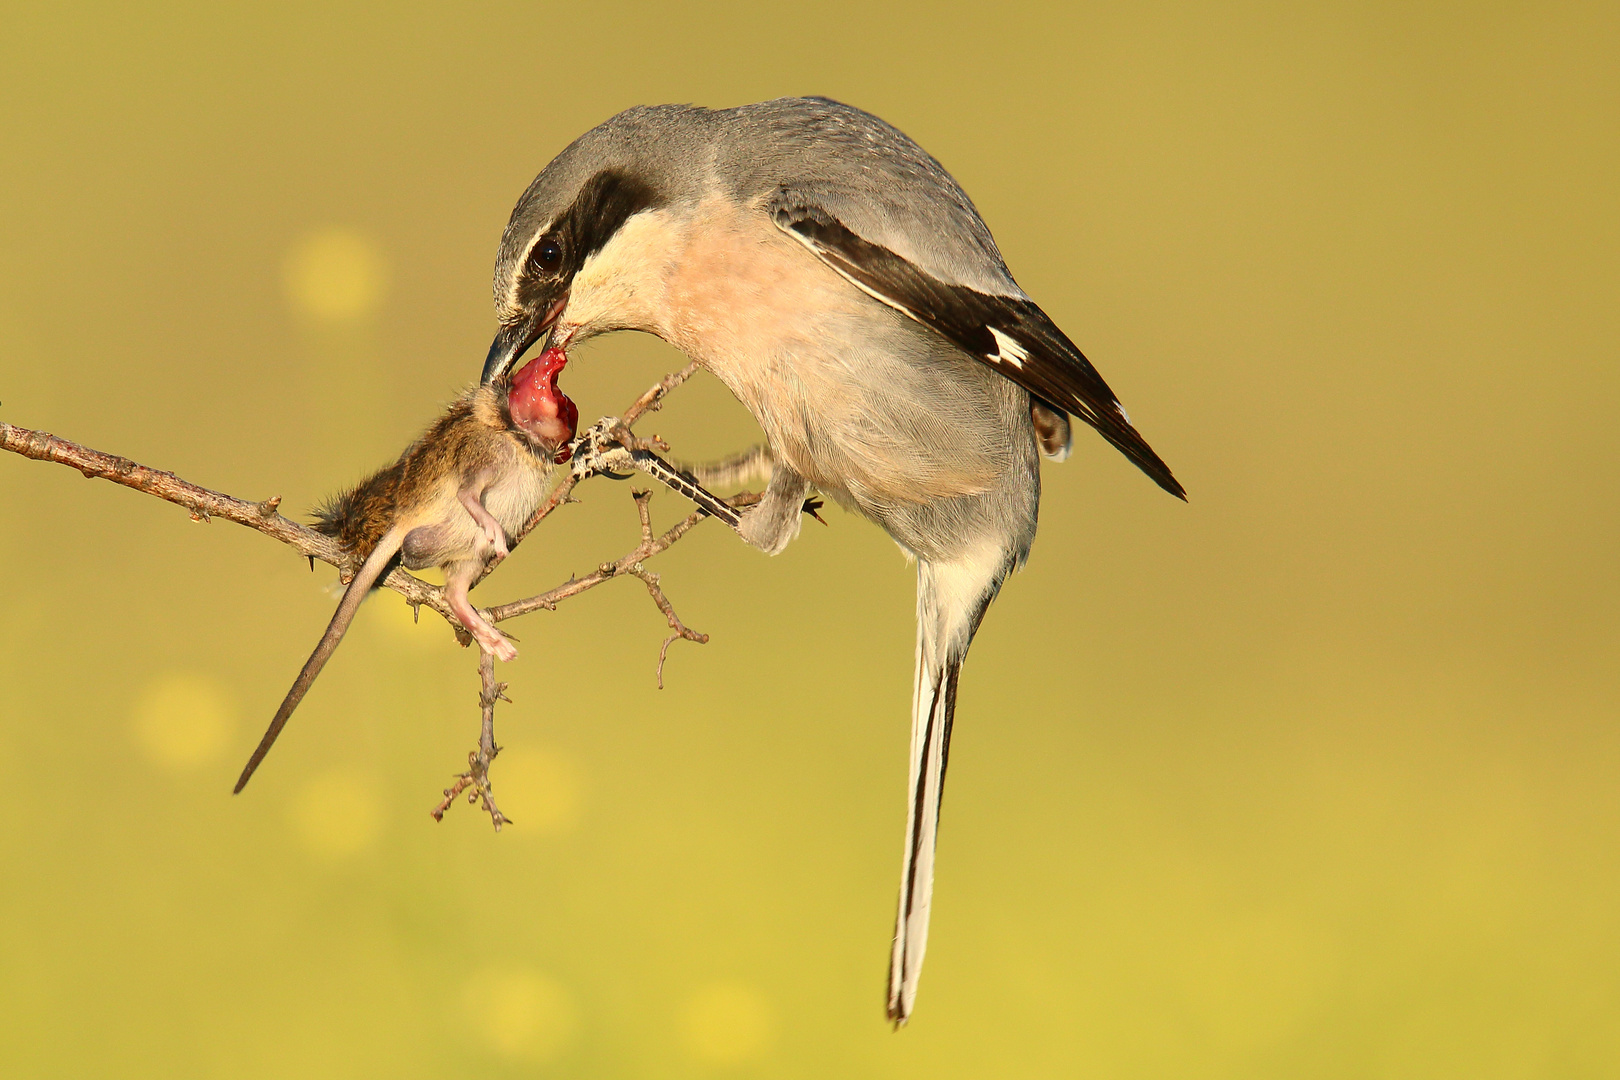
<box><xmin>233</xmin><ymin>528</ymin><xmax>405</xmax><ymax>793</ymax></box>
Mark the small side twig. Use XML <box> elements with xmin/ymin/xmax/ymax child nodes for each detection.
<box><xmin>431</xmin><ymin>651</ymin><xmax>511</xmax><ymax>830</ymax></box>
<box><xmin>486</xmin><ymin>488</ymin><xmax>727</xmax><ymax>686</ymax></box>
<box><xmin>623</xmin><ymin>489</ymin><xmax>709</xmax><ymax>688</ymax></box>
<box><xmin>622</xmin><ymin>359</ymin><xmax>701</xmax><ymax>427</ymax></box>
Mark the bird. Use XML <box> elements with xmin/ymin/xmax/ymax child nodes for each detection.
<box><xmin>233</xmin><ymin>347</ymin><xmax>577</xmax><ymax>794</ymax></box>
<box><xmin>479</xmin><ymin>97</ymin><xmax>1183</xmax><ymax>1024</ymax></box>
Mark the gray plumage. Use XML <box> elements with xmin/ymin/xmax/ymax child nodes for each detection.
<box><xmin>482</xmin><ymin>97</ymin><xmax>1181</xmax><ymax>1024</ymax></box>
<box><xmin>496</xmin><ymin>99</ymin><xmax>1015</xmax><ymax>312</ymax></box>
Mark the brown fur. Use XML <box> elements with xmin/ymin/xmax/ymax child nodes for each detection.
<box><xmin>312</xmin><ymin>389</ymin><xmax>521</xmax><ymax>560</ymax></box>
<box><xmin>235</xmin><ymin>384</ymin><xmax>554</xmax><ymax>794</ymax></box>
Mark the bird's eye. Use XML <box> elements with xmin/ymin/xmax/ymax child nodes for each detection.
<box><xmin>530</xmin><ymin>238</ymin><xmax>563</xmax><ymax>273</ymax></box>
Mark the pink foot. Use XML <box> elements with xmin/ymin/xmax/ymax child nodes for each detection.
<box><xmin>475</xmin><ymin>625</ymin><xmax>518</xmax><ymax>662</ymax></box>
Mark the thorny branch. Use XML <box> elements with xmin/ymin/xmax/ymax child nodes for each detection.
<box><xmin>430</xmin><ymin>652</ymin><xmax>511</xmax><ymax>830</ymax></box>
<box><xmin>0</xmin><ymin>362</ymin><xmax>750</xmax><ymax>830</ymax></box>
<box><xmin>0</xmin><ymin>420</ymin><xmax>459</xmax><ymax>623</ymax></box>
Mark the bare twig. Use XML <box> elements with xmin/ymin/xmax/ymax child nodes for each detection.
<box><xmin>622</xmin><ymin>359</ymin><xmax>701</xmax><ymax>427</ymax></box>
<box><xmin>485</xmin><ymin>489</ymin><xmax>756</xmax><ymax>625</ymax></box>
<box><xmin>0</xmin><ymin>421</ymin><xmax>459</xmax><ymax>624</ymax></box>
<box><xmin>431</xmin><ymin>652</ymin><xmax>511</xmax><ymax>830</ymax></box>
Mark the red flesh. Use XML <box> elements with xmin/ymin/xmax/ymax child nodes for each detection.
<box><xmin>507</xmin><ymin>346</ymin><xmax>579</xmax><ymax>463</ymax></box>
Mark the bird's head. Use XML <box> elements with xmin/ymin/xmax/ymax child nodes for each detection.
<box><xmin>483</xmin><ymin>108</ymin><xmax>700</xmax><ymax>384</ymax></box>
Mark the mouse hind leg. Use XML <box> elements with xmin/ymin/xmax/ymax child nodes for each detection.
<box><xmin>442</xmin><ymin>557</ymin><xmax>517</xmax><ymax>661</ymax></box>
<box><xmin>400</xmin><ymin>521</ymin><xmax>458</xmax><ymax>570</ymax></box>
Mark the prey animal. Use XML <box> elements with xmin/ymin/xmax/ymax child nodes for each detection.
<box><xmin>233</xmin><ymin>347</ymin><xmax>577</xmax><ymax>794</ymax></box>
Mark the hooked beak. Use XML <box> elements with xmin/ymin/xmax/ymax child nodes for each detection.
<box><xmin>482</xmin><ymin>296</ymin><xmax>567</xmax><ymax>384</ymax></box>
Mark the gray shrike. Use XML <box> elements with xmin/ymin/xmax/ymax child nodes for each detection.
<box><xmin>480</xmin><ymin>97</ymin><xmax>1184</xmax><ymax>1024</ymax></box>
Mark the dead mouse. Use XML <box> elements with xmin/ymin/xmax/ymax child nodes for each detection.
<box><xmin>233</xmin><ymin>346</ymin><xmax>577</xmax><ymax>793</ymax></box>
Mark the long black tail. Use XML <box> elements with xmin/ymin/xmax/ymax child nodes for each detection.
<box><xmin>887</xmin><ymin>553</ymin><xmax>1006</xmax><ymax>1024</ymax></box>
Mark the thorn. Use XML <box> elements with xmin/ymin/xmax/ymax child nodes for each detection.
<box><xmin>255</xmin><ymin>495</ymin><xmax>282</xmax><ymax>518</ymax></box>
<box><xmin>307</xmin><ymin>555</ymin><xmax>315</xmax><ymax>571</ymax></box>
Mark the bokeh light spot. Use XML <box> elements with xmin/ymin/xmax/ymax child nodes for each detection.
<box><xmin>283</xmin><ymin>228</ymin><xmax>390</xmax><ymax>322</ymax></box>
<box><xmin>131</xmin><ymin>672</ymin><xmax>234</xmax><ymax>770</ymax></box>
<box><xmin>496</xmin><ymin>747</ymin><xmax>583</xmax><ymax>835</ymax></box>
<box><xmin>462</xmin><ymin>967</ymin><xmax>577</xmax><ymax>1062</ymax></box>
<box><xmin>680</xmin><ymin>982</ymin><xmax>774</xmax><ymax>1065</ymax></box>
<box><xmin>290</xmin><ymin>769</ymin><xmax>383</xmax><ymax>858</ymax></box>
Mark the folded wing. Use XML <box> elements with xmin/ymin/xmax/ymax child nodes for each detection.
<box><xmin>771</xmin><ymin>198</ymin><xmax>1185</xmax><ymax>500</ymax></box>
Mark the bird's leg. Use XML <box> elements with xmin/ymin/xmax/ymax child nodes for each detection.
<box><xmin>443</xmin><ymin>559</ymin><xmax>517</xmax><ymax>661</ymax></box>
<box><xmin>569</xmin><ymin>417</ymin><xmax>746</xmax><ymax>530</ymax></box>
<box><xmin>673</xmin><ymin>444</ymin><xmax>825</xmax><ymax>529</ymax></box>
<box><xmin>569</xmin><ymin>421</ymin><xmax>820</xmax><ymax>545</ymax></box>
<box><xmin>737</xmin><ymin>464</ymin><xmax>812</xmax><ymax>555</ymax></box>
<box><xmin>568</xmin><ymin>418</ymin><xmax>639</xmax><ymax>479</ymax></box>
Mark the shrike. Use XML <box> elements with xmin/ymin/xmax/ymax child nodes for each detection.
<box><xmin>481</xmin><ymin>97</ymin><xmax>1183</xmax><ymax>1023</ymax></box>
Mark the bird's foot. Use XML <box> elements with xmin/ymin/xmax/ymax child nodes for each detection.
<box><xmin>568</xmin><ymin>418</ymin><xmax>637</xmax><ymax>480</ymax></box>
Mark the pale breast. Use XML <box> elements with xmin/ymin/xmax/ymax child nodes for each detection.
<box><xmin>660</xmin><ymin>201</ymin><xmax>1018</xmax><ymax>508</ymax></box>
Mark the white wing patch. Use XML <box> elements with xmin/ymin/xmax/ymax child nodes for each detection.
<box><xmin>987</xmin><ymin>326</ymin><xmax>1028</xmax><ymax>368</ymax></box>
<box><xmin>779</xmin><ymin>215</ymin><xmax>1036</xmax><ymax>378</ymax></box>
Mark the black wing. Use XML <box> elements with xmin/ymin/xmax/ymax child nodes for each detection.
<box><xmin>772</xmin><ymin>201</ymin><xmax>1185</xmax><ymax>500</ymax></box>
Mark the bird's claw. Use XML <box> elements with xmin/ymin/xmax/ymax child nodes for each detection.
<box><xmin>568</xmin><ymin>418</ymin><xmax>637</xmax><ymax>480</ymax></box>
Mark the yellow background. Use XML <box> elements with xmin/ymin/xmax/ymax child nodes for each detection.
<box><xmin>2</xmin><ymin>2</ymin><xmax>1617</xmax><ymax>1076</ymax></box>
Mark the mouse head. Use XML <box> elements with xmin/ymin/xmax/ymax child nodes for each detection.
<box><xmin>507</xmin><ymin>346</ymin><xmax>579</xmax><ymax>463</ymax></box>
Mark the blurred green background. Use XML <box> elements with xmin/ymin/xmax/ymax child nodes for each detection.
<box><xmin>2</xmin><ymin>1</ymin><xmax>1617</xmax><ymax>1076</ymax></box>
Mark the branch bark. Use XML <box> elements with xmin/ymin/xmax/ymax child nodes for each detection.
<box><xmin>1</xmin><ymin>365</ymin><xmax>744</xmax><ymax>830</ymax></box>
<box><xmin>0</xmin><ymin>421</ymin><xmax>458</xmax><ymax>622</ymax></box>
